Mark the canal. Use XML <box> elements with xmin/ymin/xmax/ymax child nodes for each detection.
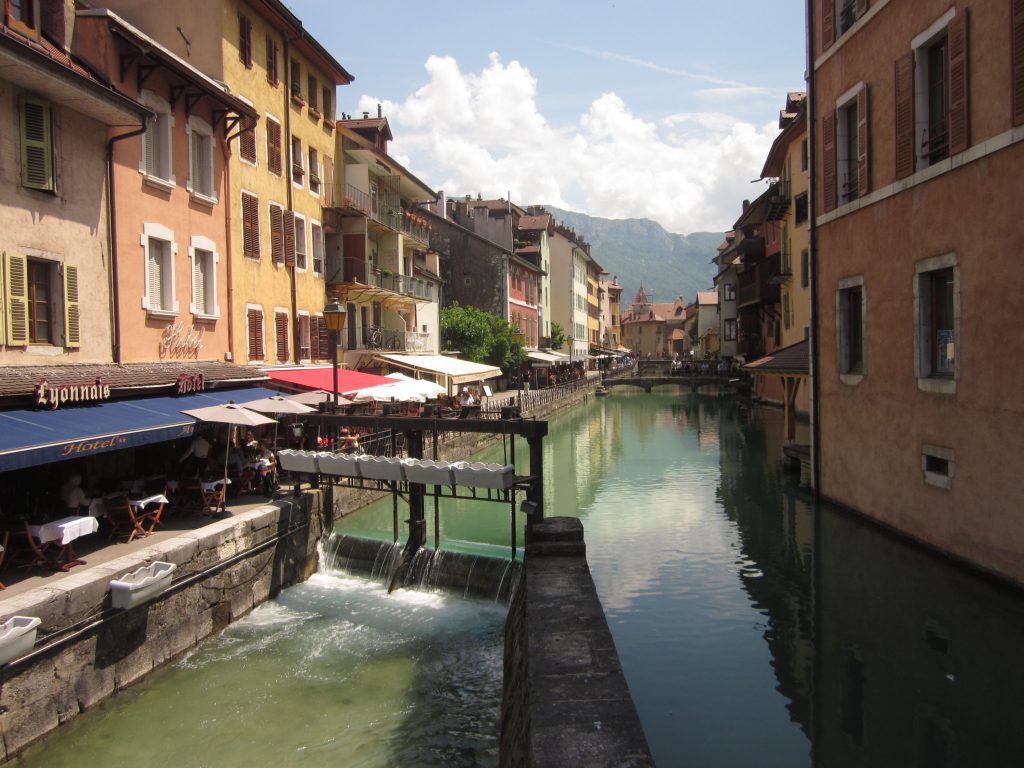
<box><xmin>12</xmin><ymin>391</ymin><xmax>1024</xmax><ymax>766</ymax></box>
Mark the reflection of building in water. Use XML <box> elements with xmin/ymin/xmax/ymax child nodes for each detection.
<box><xmin>815</xmin><ymin>507</ymin><xmax>1024</xmax><ymax>767</ymax></box>
<box><xmin>717</xmin><ymin>405</ymin><xmax>814</xmax><ymax>735</ymax></box>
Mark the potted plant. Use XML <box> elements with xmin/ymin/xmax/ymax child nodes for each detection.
<box><xmin>109</xmin><ymin>562</ymin><xmax>177</xmax><ymax>610</ymax></box>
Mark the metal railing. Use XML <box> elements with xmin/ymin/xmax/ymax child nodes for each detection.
<box><xmin>371</xmin><ymin>271</ymin><xmax>436</xmax><ymax>301</ymax></box>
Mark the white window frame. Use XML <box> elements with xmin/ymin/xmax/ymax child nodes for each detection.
<box><xmin>835</xmin><ymin>82</ymin><xmax>864</xmax><ymax>206</ymax></box>
<box><xmin>310</xmin><ymin>220</ymin><xmax>324</xmax><ymax>275</ymax></box>
<box><xmin>291</xmin><ymin>135</ymin><xmax>304</xmax><ymax>189</ymax></box>
<box><xmin>139</xmin><ymin>90</ymin><xmax>175</xmax><ymax>188</ymax></box>
<box><xmin>189</xmin><ymin>235</ymin><xmax>220</xmax><ymax>320</ymax></box>
<box><xmin>186</xmin><ymin>115</ymin><xmax>216</xmax><ymax>204</ymax></box>
<box><xmin>836</xmin><ymin>275</ymin><xmax>865</xmax><ymax>386</ymax></box>
<box><xmin>912</xmin><ymin>8</ymin><xmax>957</xmax><ymax>172</ymax></box>
<box><xmin>293</xmin><ymin>212</ymin><xmax>307</xmax><ymax>271</ymax></box>
<box><xmin>297</xmin><ymin>309</ymin><xmax>311</xmax><ymax>361</ymax></box>
<box><xmin>141</xmin><ymin>222</ymin><xmax>179</xmax><ymax>316</ymax></box>
<box><xmin>913</xmin><ymin>252</ymin><xmax>959</xmax><ymax>395</ymax></box>
<box><xmin>308</xmin><ymin>146</ymin><xmax>320</xmax><ymax>197</ymax></box>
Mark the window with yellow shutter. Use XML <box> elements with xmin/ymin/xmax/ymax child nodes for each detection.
<box><xmin>20</xmin><ymin>97</ymin><xmax>54</xmax><ymax>192</ymax></box>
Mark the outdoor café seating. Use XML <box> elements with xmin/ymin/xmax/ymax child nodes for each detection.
<box><xmin>105</xmin><ymin>493</ymin><xmax>163</xmax><ymax>543</ymax></box>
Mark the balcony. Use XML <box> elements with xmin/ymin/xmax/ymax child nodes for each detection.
<box><xmin>326</xmin><ymin>183</ymin><xmax>372</xmax><ymax>217</ymax></box>
<box><xmin>737</xmin><ymin>252</ymin><xmax>782</xmax><ymax>307</ymax></box>
<box><xmin>371</xmin><ymin>270</ymin><xmax>436</xmax><ymax>302</ymax></box>
<box><xmin>770</xmin><ymin>246</ymin><xmax>792</xmax><ymax>285</ymax></box>
<box><xmin>765</xmin><ymin>180</ymin><xmax>791</xmax><ymax>221</ymax></box>
<box><xmin>399</xmin><ymin>211</ymin><xmax>431</xmax><ymax>245</ymax></box>
<box><xmin>358</xmin><ymin>325</ymin><xmax>434</xmax><ymax>353</ymax></box>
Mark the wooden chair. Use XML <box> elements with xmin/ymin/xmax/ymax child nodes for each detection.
<box><xmin>105</xmin><ymin>494</ymin><xmax>152</xmax><ymax>543</ymax></box>
<box><xmin>199</xmin><ymin>480</ymin><xmax>227</xmax><ymax>516</ymax></box>
<box><xmin>5</xmin><ymin>522</ymin><xmax>55</xmax><ymax>570</ymax></box>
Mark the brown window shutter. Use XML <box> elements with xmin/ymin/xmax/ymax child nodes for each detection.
<box><xmin>267</xmin><ymin>120</ymin><xmax>282</xmax><ymax>175</ymax></box>
<box><xmin>266</xmin><ymin>35</ymin><xmax>278</xmax><ymax>86</ymax></box>
<box><xmin>1014</xmin><ymin>0</ymin><xmax>1024</xmax><ymax>126</ymax></box>
<box><xmin>323</xmin><ymin>155</ymin><xmax>334</xmax><ymax>206</ymax></box>
<box><xmin>238</xmin><ymin>14</ymin><xmax>252</xmax><ymax>68</ymax></box>
<box><xmin>855</xmin><ymin>0</ymin><xmax>868</xmax><ymax>19</ymax></box>
<box><xmin>270</xmin><ymin>204</ymin><xmax>284</xmax><ymax>265</ymax></box>
<box><xmin>240</xmin><ymin>117</ymin><xmax>257</xmax><ymax>163</ymax></box>
<box><xmin>275</xmin><ymin>312</ymin><xmax>289</xmax><ymax>362</ymax></box>
<box><xmin>822</xmin><ymin>111</ymin><xmax>837</xmax><ymax>213</ymax></box>
<box><xmin>857</xmin><ymin>87</ymin><xmax>870</xmax><ymax>198</ymax></box>
<box><xmin>947</xmin><ymin>11</ymin><xmax>969</xmax><ymax>155</ymax></box>
<box><xmin>316</xmin><ymin>316</ymin><xmax>330</xmax><ymax>359</ymax></box>
<box><xmin>821</xmin><ymin>0</ymin><xmax>835</xmax><ymax>51</ymax></box>
<box><xmin>283</xmin><ymin>210</ymin><xmax>296</xmax><ymax>267</ymax></box>
<box><xmin>894</xmin><ymin>52</ymin><xmax>915</xmax><ymax>180</ymax></box>
<box><xmin>248</xmin><ymin>308</ymin><xmax>263</xmax><ymax>360</ymax></box>
<box><xmin>242</xmin><ymin>192</ymin><xmax>260</xmax><ymax>259</ymax></box>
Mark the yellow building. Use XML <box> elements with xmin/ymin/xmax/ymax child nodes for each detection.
<box><xmin>586</xmin><ymin>258</ymin><xmax>602</xmax><ymax>354</ymax></box>
<box><xmin>100</xmin><ymin>0</ymin><xmax>353</xmax><ymax>367</ymax></box>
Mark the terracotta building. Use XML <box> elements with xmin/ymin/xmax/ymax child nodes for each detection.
<box><xmin>811</xmin><ymin>0</ymin><xmax>1024</xmax><ymax>585</ymax></box>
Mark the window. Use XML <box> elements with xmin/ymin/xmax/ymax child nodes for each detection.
<box><xmin>311</xmin><ymin>315</ymin><xmax>329</xmax><ymax>360</ymax></box>
<box><xmin>794</xmin><ymin>193</ymin><xmax>808</xmax><ymax>225</ymax></box>
<box><xmin>269</xmin><ymin>203</ymin><xmax>285</xmax><ymax>265</ymax></box>
<box><xmin>724</xmin><ymin>319</ymin><xmax>737</xmax><ymax>341</ymax></box>
<box><xmin>824</xmin><ymin>84</ymin><xmax>868</xmax><ymax>210</ymax></box>
<box><xmin>723</xmin><ymin>283</ymin><xmax>735</xmax><ymax>302</ymax></box>
<box><xmin>837</xmin><ymin>277</ymin><xmax>865</xmax><ymax>381</ymax></box>
<box><xmin>922</xmin><ymin>444</ymin><xmax>955</xmax><ymax>489</ymax></box>
<box><xmin>19</xmin><ymin>96</ymin><xmax>53</xmax><ymax>192</ymax></box>
<box><xmin>143</xmin><ymin>223</ymin><xmax>178</xmax><ymax>315</ymax></box>
<box><xmin>187</xmin><ymin>116</ymin><xmax>215</xmax><ymax>201</ymax></box>
<box><xmin>2</xmin><ymin>253</ymin><xmax>78</xmax><ymax>348</ymax></box>
<box><xmin>801</xmin><ymin>250</ymin><xmax>809</xmax><ymax>289</ymax></box>
<box><xmin>800</xmin><ymin>137</ymin><xmax>809</xmax><ymax>172</ymax></box>
<box><xmin>241</xmin><ymin>192</ymin><xmax>260</xmax><ymax>260</ymax></box>
<box><xmin>307</xmin><ymin>147</ymin><xmax>320</xmax><ymax>194</ymax></box>
<box><xmin>291</xmin><ymin>136</ymin><xmax>303</xmax><ymax>185</ymax></box>
<box><xmin>266</xmin><ymin>116</ymin><xmax>282</xmax><ymax>175</ymax></box>
<box><xmin>26</xmin><ymin>258</ymin><xmax>51</xmax><ymax>343</ymax></box>
<box><xmin>783</xmin><ymin>292</ymin><xmax>791</xmax><ymax>330</ymax></box>
<box><xmin>307</xmin><ymin>75</ymin><xmax>318</xmax><ymax>112</ymax></box>
<box><xmin>275</xmin><ymin>310</ymin><xmax>290</xmax><ymax>362</ymax></box>
<box><xmin>298</xmin><ymin>314</ymin><xmax>311</xmax><ymax>360</ymax></box>
<box><xmin>7</xmin><ymin>0</ymin><xmax>39</xmax><ymax>38</ymax></box>
<box><xmin>238</xmin><ymin>13</ymin><xmax>252</xmax><ymax>68</ymax></box>
<box><xmin>897</xmin><ymin>10</ymin><xmax>969</xmax><ymax>178</ymax></box>
<box><xmin>189</xmin><ymin>236</ymin><xmax>219</xmax><ymax>319</ymax></box>
<box><xmin>322</xmin><ymin>86</ymin><xmax>332</xmax><ymax>122</ymax></box>
<box><xmin>914</xmin><ymin>253</ymin><xmax>958</xmax><ymax>394</ymax></box>
<box><xmin>311</xmin><ymin>222</ymin><xmax>324</xmax><ymax>274</ymax></box>
<box><xmin>822</xmin><ymin>0</ymin><xmax>865</xmax><ymax>50</ymax></box>
<box><xmin>838</xmin><ymin>98</ymin><xmax>859</xmax><ymax>203</ymax></box>
<box><xmin>294</xmin><ymin>213</ymin><xmax>307</xmax><ymax>270</ymax></box>
<box><xmin>247</xmin><ymin>307</ymin><xmax>264</xmax><ymax>361</ymax></box>
<box><xmin>290</xmin><ymin>59</ymin><xmax>301</xmax><ymax>100</ymax></box>
<box><xmin>266</xmin><ymin>35</ymin><xmax>279</xmax><ymax>86</ymax></box>
<box><xmin>239</xmin><ymin>115</ymin><xmax>257</xmax><ymax>165</ymax></box>
<box><xmin>140</xmin><ymin>91</ymin><xmax>173</xmax><ymax>185</ymax></box>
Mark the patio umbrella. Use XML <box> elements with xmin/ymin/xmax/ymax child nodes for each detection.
<box><xmin>239</xmin><ymin>396</ymin><xmax>317</xmax><ymax>449</ymax></box>
<box><xmin>283</xmin><ymin>389</ymin><xmax>353</xmax><ymax>407</ymax></box>
<box><xmin>180</xmin><ymin>403</ymin><xmax>277</xmax><ymax>490</ymax></box>
<box><xmin>350</xmin><ymin>373</ymin><xmax>447</xmax><ymax>403</ymax></box>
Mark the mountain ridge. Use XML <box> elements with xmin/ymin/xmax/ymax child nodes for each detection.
<box><xmin>543</xmin><ymin>206</ymin><xmax>722</xmax><ymax>307</ymax></box>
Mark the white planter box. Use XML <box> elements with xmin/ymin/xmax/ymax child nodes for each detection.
<box><xmin>401</xmin><ymin>458</ymin><xmax>455</xmax><ymax>486</ymax></box>
<box><xmin>0</xmin><ymin>616</ymin><xmax>41</xmax><ymax>665</ymax></box>
<box><xmin>450</xmin><ymin>462</ymin><xmax>517</xmax><ymax>489</ymax></box>
<box><xmin>109</xmin><ymin>561</ymin><xmax>177</xmax><ymax>610</ymax></box>
<box><xmin>317</xmin><ymin>452</ymin><xmax>362</xmax><ymax>478</ymax></box>
<box><xmin>357</xmin><ymin>455</ymin><xmax>405</xmax><ymax>482</ymax></box>
<box><xmin>276</xmin><ymin>449</ymin><xmax>320</xmax><ymax>474</ymax></box>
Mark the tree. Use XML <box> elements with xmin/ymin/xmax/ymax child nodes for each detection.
<box><xmin>549</xmin><ymin>321</ymin><xmax>567</xmax><ymax>351</ymax></box>
<box><xmin>441</xmin><ymin>304</ymin><xmax>525</xmax><ymax>370</ymax></box>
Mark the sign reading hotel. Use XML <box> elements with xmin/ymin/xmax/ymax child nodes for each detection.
<box><xmin>176</xmin><ymin>372</ymin><xmax>205</xmax><ymax>394</ymax></box>
<box><xmin>35</xmin><ymin>377</ymin><xmax>111</xmax><ymax>410</ymax></box>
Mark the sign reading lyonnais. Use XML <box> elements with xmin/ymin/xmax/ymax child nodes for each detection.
<box><xmin>35</xmin><ymin>377</ymin><xmax>111</xmax><ymax>410</ymax></box>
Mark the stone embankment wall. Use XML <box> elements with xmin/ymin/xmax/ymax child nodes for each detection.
<box><xmin>500</xmin><ymin>517</ymin><xmax>654</xmax><ymax>768</ymax></box>
<box><xmin>0</xmin><ymin>494</ymin><xmax>324</xmax><ymax>761</ymax></box>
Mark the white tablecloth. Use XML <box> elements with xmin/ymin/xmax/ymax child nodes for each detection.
<box><xmin>29</xmin><ymin>515</ymin><xmax>100</xmax><ymax>545</ymax></box>
<box><xmin>129</xmin><ymin>494</ymin><xmax>169</xmax><ymax>510</ymax></box>
<box><xmin>201</xmin><ymin>479</ymin><xmax>230</xmax><ymax>492</ymax></box>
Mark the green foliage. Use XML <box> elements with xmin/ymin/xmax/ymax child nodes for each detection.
<box><xmin>549</xmin><ymin>322</ymin><xmax>567</xmax><ymax>351</ymax></box>
<box><xmin>441</xmin><ymin>304</ymin><xmax>525</xmax><ymax>371</ymax></box>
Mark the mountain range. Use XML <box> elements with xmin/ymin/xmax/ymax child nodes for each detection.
<box><xmin>543</xmin><ymin>206</ymin><xmax>723</xmax><ymax>307</ymax></box>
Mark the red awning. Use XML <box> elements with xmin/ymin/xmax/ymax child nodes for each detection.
<box><xmin>267</xmin><ymin>367</ymin><xmax>398</xmax><ymax>395</ymax></box>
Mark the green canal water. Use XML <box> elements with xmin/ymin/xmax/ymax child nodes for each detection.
<box><xmin>13</xmin><ymin>392</ymin><xmax>1024</xmax><ymax>766</ymax></box>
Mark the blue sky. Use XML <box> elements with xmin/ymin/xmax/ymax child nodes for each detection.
<box><xmin>285</xmin><ymin>1</ymin><xmax>807</xmax><ymax>233</ymax></box>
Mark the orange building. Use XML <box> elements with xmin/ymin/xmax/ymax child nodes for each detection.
<box><xmin>811</xmin><ymin>0</ymin><xmax>1024</xmax><ymax>585</ymax></box>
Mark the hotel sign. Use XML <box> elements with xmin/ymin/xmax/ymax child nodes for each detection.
<box><xmin>176</xmin><ymin>372</ymin><xmax>205</xmax><ymax>394</ymax></box>
<box><xmin>35</xmin><ymin>377</ymin><xmax>111</xmax><ymax>410</ymax></box>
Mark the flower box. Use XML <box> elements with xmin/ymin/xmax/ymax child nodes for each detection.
<box><xmin>0</xmin><ymin>616</ymin><xmax>41</xmax><ymax>665</ymax></box>
<box><xmin>317</xmin><ymin>452</ymin><xmax>362</xmax><ymax>478</ymax></box>
<box><xmin>450</xmin><ymin>462</ymin><xmax>517</xmax><ymax>489</ymax></box>
<box><xmin>276</xmin><ymin>449</ymin><xmax>320</xmax><ymax>474</ymax></box>
<box><xmin>401</xmin><ymin>458</ymin><xmax>455</xmax><ymax>486</ymax></box>
<box><xmin>357</xmin><ymin>455</ymin><xmax>404</xmax><ymax>482</ymax></box>
<box><xmin>110</xmin><ymin>561</ymin><xmax>177</xmax><ymax>610</ymax></box>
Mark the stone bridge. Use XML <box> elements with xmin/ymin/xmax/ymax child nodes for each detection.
<box><xmin>601</xmin><ymin>373</ymin><xmax>749</xmax><ymax>393</ymax></box>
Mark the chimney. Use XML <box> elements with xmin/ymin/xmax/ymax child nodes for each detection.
<box><xmin>436</xmin><ymin>190</ymin><xmax>446</xmax><ymax>219</ymax></box>
<box><xmin>742</xmin><ymin>199</ymin><xmax>750</xmax><ymax>211</ymax></box>
<box><xmin>377</xmin><ymin>103</ymin><xmax>382</xmax><ymax>118</ymax></box>
<box><xmin>363</xmin><ymin>111</ymin><xmax>370</xmax><ymax>119</ymax></box>
<box><xmin>41</xmin><ymin>0</ymin><xmax>74</xmax><ymax>52</ymax></box>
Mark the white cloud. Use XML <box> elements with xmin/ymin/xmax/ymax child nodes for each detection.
<box><xmin>357</xmin><ymin>53</ymin><xmax>779</xmax><ymax>233</ymax></box>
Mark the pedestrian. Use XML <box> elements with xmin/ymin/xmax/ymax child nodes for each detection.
<box><xmin>179</xmin><ymin>432</ymin><xmax>212</xmax><ymax>478</ymax></box>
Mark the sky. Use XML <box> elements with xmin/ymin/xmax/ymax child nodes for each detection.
<box><xmin>284</xmin><ymin>1</ymin><xmax>807</xmax><ymax>234</ymax></box>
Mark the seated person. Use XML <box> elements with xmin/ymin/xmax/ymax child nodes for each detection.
<box><xmin>59</xmin><ymin>473</ymin><xmax>90</xmax><ymax>514</ymax></box>
<box><xmin>338</xmin><ymin>429</ymin><xmax>361</xmax><ymax>455</ymax></box>
<box><xmin>459</xmin><ymin>387</ymin><xmax>476</xmax><ymax>407</ymax></box>
<box><xmin>255</xmin><ymin>441</ymin><xmax>278</xmax><ymax>494</ymax></box>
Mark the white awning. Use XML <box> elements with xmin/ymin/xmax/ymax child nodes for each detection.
<box><xmin>527</xmin><ymin>350</ymin><xmax>563</xmax><ymax>366</ymax></box>
<box><xmin>376</xmin><ymin>354</ymin><xmax>502</xmax><ymax>388</ymax></box>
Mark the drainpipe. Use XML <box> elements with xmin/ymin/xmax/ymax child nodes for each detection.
<box><xmin>284</xmin><ymin>34</ymin><xmax>299</xmax><ymax>364</ymax></box>
<box><xmin>221</xmin><ymin>132</ymin><xmax>236</xmax><ymax>363</ymax></box>
<box><xmin>807</xmin><ymin>0</ymin><xmax>821</xmax><ymax>498</ymax></box>
<box><xmin>106</xmin><ymin>123</ymin><xmax>150</xmax><ymax>364</ymax></box>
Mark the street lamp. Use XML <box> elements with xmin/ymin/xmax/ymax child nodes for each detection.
<box><xmin>323</xmin><ymin>298</ymin><xmax>346</xmax><ymax>409</ymax></box>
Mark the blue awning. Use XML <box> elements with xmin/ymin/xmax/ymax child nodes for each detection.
<box><xmin>0</xmin><ymin>386</ymin><xmax>281</xmax><ymax>473</ymax></box>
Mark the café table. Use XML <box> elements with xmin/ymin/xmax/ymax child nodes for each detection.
<box><xmin>27</xmin><ymin>515</ymin><xmax>99</xmax><ymax>571</ymax></box>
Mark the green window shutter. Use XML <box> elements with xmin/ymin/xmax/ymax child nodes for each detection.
<box><xmin>63</xmin><ymin>264</ymin><xmax>80</xmax><ymax>348</ymax></box>
<box><xmin>6</xmin><ymin>253</ymin><xmax>29</xmax><ymax>346</ymax></box>
<box><xmin>21</xmin><ymin>98</ymin><xmax>53</xmax><ymax>191</ymax></box>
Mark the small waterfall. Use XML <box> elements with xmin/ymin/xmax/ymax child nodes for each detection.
<box><xmin>320</xmin><ymin>533</ymin><xmax>522</xmax><ymax>603</ymax></box>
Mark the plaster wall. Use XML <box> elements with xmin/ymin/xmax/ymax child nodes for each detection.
<box><xmin>547</xmin><ymin>233</ymin><xmax>573</xmax><ymax>343</ymax></box>
<box><xmin>0</xmin><ymin>80</ymin><xmax>113</xmax><ymax>365</ymax></box>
